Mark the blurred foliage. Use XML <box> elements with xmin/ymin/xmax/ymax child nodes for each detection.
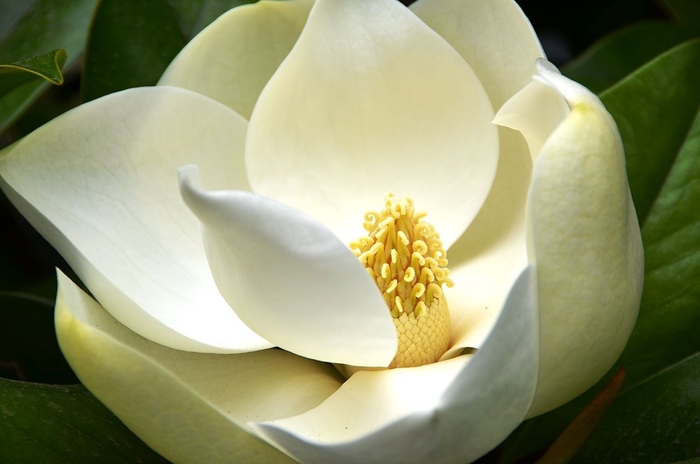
<box><xmin>0</xmin><ymin>378</ymin><xmax>169</xmax><ymax>463</ymax></box>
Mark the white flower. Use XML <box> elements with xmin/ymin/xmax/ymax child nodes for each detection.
<box><xmin>0</xmin><ymin>0</ymin><xmax>643</xmax><ymax>462</ymax></box>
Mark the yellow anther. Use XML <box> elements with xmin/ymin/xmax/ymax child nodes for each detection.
<box><xmin>420</xmin><ymin>267</ymin><xmax>435</xmax><ymax>285</ymax></box>
<box><xmin>381</xmin><ymin>263</ymin><xmax>391</xmax><ymax>279</ymax></box>
<box><xmin>411</xmin><ymin>252</ymin><xmax>425</xmax><ymax>268</ymax></box>
<box><xmin>413</xmin><ymin>240</ymin><xmax>428</xmax><ymax>255</ymax></box>
<box><xmin>348</xmin><ymin>193</ymin><xmax>453</xmax><ymax>370</ymax></box>
<box><xmin>411</xmin><ymin>283</ymin><xmax>425</xmax><ymax>299</ymax></box>
<box><xmin>403</xmin><ymin>267</ymin><xmax>416</xmax><ymax>282</ymax></box>
<box><xmin>390</xmin><ymin>249</ymin><xmax>399</xmax><ymax>264</ymax></box>
<box><xmin>395</xmin><ymin>296</ymin><xmax>404</xmax><ymax>313</ymax></box>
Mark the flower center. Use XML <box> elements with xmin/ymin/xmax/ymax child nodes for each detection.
<box><xmin>349</xmin><ymin>193</ymin><xmax>453</xmax><ymax>369</ymax></box>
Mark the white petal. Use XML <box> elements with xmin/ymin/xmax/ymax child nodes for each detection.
<box><xmin>254</xmin><ymin>266</ymin><xmax>538</xmax><ymax>464</ymax></box>
<box><xmin>0</xmin><ymin>87</ymin><xmax>270</xmax><ymax>353</ymax></box>
<box><xmin>55</xmin><ymin>270</ymin><xmax>343</xmax><ymax>464</ymax></box>
<box><xmin>411</xmin><ymin>0</ymin><xmax>545</xmax><ymax>109</ymax></box>
<box><xmin>246</xmin><ymin>0</ymin><xmax>498</xmax><ymax>249</ymax></box>
<box><xmin>526</xmin><ymin>61</ymin><xmax>644</xmax><ymax>416</ymax></box>
<box><xmin>178</xmin><ymin>165</ymin><xmax>397</xmax><ymax>367</ymax></box>
<box><xmin>444</xmin><ymin>129</ymin><xmax>531</xmax><ymax>353</ymax></box>
<box><xmin>494</xmin><ymin>72</ymin><xmax>571</xmax><ymax>161</ymax></box>
<box><xmin>159</xmin><ymin>0</ymin><xmax>314</xmax><ymax>119</ymax></box>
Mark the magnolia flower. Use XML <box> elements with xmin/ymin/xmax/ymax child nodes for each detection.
<box><xmin>0</xmin><ymin>0</ymin><xmax>643</xmax><ymax>462</ymax></box>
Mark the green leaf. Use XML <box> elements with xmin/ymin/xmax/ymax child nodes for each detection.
<box><xmin>537</xmin><ymin>369</ymin><xmax>626</xmax><ymax>464</ymax></box>
<box><xmin>168</xmin><ymin>0</ymin><xmax>257</xmax><ymax>38</ymax></box>
<box><xmin>81</xmin><ymin>0</ymin><xmax>255</xmax><ymax>102</ymax></box>
<box><xmin>0</xmin><ymin>49</ymin><xmax>67</xmax><ymax>88</ymax></box>
<box><xmin>81</xmin><ymin>0</ymin><xmax>187</xmax><ymax>102</ymax></box>
<box><xmin>573</xmin><ymin>354</ymin><xmax>700</xmax><ymax>463</ymax></box>
<box><xmin>0</xmin><ymin>0</ymin><xmax>37</xmax><ymax>36</ymax></box>
<box><xmin>0</xmin><ymin>291</ymin><xmax>76</xmax><ymax>384</ymax></box>
<box><xmin>563</xmin><ymin>21</ymin><xmax>696</xmax><ymax>94</ymax></box>
<box><xmin>606</xmin><ymin>35</ymin><xmax>699</xmax><ymax>209</ymax></box>
<box><xmin>496</xmin><ymin>39</ymin><xmax>700</xmax><ymax>463</ymax></box>
<box><xmin>0</xmin><ymin>378</ymin><xmax>169</xmax><ymax>463</ymax></box>
<box><xmin>663</xmin><ymin>0</ymin><xmax>700</xmax><ymax>28</ymax></box>
<box><xmin>0</xmin><ymin>0</ymin><xmax>97</xmax><ymax>133</ymax></box>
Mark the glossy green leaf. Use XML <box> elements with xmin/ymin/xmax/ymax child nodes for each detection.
<box><xmin>573</xmin><ymin>354</ymin><xmax>700</xmax><ymax>463</ymax></box>
<box><xmin>0</xmin><ymin>378</ymin><xmax>169</xmax><ymax>463</ymax></box>
<box><xmin>604</xmin><ymin>38</ymin><xmax>700</xmax><ymax>223</ymax></box>
<box><xmin>563</xmin><ymin>21</ymin><xmax>696</xmax><ymax>94</ymax></box>
<box><xmin>81</xmin><ymin>0</ymin><xmax>187</xmax><ymax>102</ymax></box>
<box><xmin>0</xmin><ymin>49</ymin><xmax>67</xmax><ymax>90</ymax></box>
<box><xmin>81</xmin><ymin>0</ymin><xmax>255</xmax><ymax>102</ymax></box>
<box><xmin>0</xmin><ymin>0</ymin><xmax>97</xmax><ymax>133</ymax></box>
<box><xmin>496</xmin><ymin>39</ymin><xmax>700</xmax><ymax>463</ymax></box>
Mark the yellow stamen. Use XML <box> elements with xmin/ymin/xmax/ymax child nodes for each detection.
<box><xmin>349</xmin><ymin>193</ymin><xmax>453</xmax><ymax>369</ymax></box>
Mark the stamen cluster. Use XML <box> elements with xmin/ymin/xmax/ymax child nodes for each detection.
<box><xmin>350</xmin><ymin>194</ymin><xmax>453</xmax><ymax>368</ymax></box>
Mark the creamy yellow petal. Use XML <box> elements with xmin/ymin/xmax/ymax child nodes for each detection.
<box><xmin>55</xmin><ymin>270</ymin><xmax>343</xmax><ymax>463</ymax></box>
<box><xmin>246</xmin><ymin>0</ymin><xmax>498</xmax><ymax>249</ymax></box>
<box><xmin>254</xmin><ymin>266</ymin><xmax>538</xmax><ymax>464</ymax></box>
<box><xmin>179</xmin><ymin>165</ymin><xmax>397</xmax><ymax>367</ymax></box>
<box><xmin>526</xmin><ymin>61</ymin><xmax>644</xmax><ymax>416</ymax></box>
<box><xmin>494</xmin><ymin>75</ymin><xmax>571</xmax><ymax>161</ymax></box>
<box><xmin>0</xmin><ymin>87</ymin><xmax>269</xmax><ymax>353</ymax></box>
<box><xmin>411</xmin><ymin>0</ymin><xmax>544</xmax><ymax>109</ymax></box>
<box><xmin>445</xmin><ymin>128</ymin><xmax>531</xmax><ymax>349</ymax></box>
<box><xmin>159</xmin><ymin>0</ymin><xmax>314</xmax><ymax>119</ymax></box>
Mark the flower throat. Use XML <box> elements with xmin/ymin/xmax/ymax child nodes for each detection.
<box><xmin>349</xmin><ymin>194</ymin><xmax>452</xmax><ymax>368</ymax></box>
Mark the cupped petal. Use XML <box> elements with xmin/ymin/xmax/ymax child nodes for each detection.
<box><xmin>254</xmin><ymin>266</ymin><xmax>538</xmax><ymax>464</ymax></box>
<box><xmin>525</xmin><ymin>61</ymin><xmax>644</xmax><ymax>416</ymax></box>
<box><xmin>0</xmin><ymin>86</ymin><xmax>270</xmax><ymax>353</ymax></box>
<box><xmin>179</xmin><ymin>165</ymin><xmax>397</xmax><ymax>367</ymax></box>
<box><xmin>411</xmin><ymin>0</ymin><xmax>545</xmax><ymax>110</ymax></box>
<box><xmin>494</xmin><ymin>75</ymin><xmax>570</xmax><ymax>161</ymax></box>
<box><xmin>54</xmin><ymin>270</ymin><xmax>343</xmax><ymax>464</ymax></box>
<box><xmin>158</xmin><ymin>0</ymin><xmax>314</xmax><ymax>120</ymax></box>
<box><xmin>443</xmin><ymin>128</ymin><xmax>531</xmax><ymax>351</ymax></box>
<box><xmin>246</xmin><ymin>0</ymin><xmax>498</xmax><ymax>249</ymax></box>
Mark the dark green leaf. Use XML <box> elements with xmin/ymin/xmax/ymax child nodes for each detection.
<box><xmin>0</xmin><ymin>48</ymin><xmax>68</xmax><ymax>85</ymax></box>
<box><xmin>0</xmin><ymin>0</ymin><xmax>97</xmax><ymax>133</ymax></box>
<box><xmin>563</xmin><ymin>21</ymin><xmax>696</xmax><ymax>94</ymax></box>
<box><xmin>81</xmin><ymin>0</ymin><xmax>256</xmax><ymax>102</ymax></box>
<box><xmin>537</xmin><ymin>369</ymin><xmax>625</xmax><ymax>464</ymax></box>
<box><xmin>604</xmin><ymin>38</ymin><xmax>700</xmax><ymax>230</ymax></box>
<box><xmin>0</xmin><ymin>378</ymin><xmax>170</xmax><ymax>463</ymax></box>
<box><xmin>167</xmin><ymin>0</ymin><xmax>257</xmax><ymax>38</ymax></box>
<box><xmin>496</xmin><ymin>39</ymin><xmax>700</xmax><ymax>463</ymax></box>
<box><xmin>0</xmin><ymin>291</ymin><xmax>76</xmax><ymax>384</ymax></box>
<box><xmin>81</xmin><ymin>0</ymin><xmax>187</xmax><ymax>102</ymax></box>
<box><xmin>573</xmin><ymin>354</ymin><xmax>700</xmax><ymax>463</ymax></box>
<box><xmin>663</xmin><ymin>0</ymin><xmax>700</xmax><ymax>28</ymax></box>
<box><xmin>670</xmin><ymin>459</ymin><xmax>700</xmax><ymax>464</ymax></box>
<box><xmin>0</xmin><ymin>0</ymin><xmax>37</xmax><ymax>36</ymax></box>
<box><xmin>0</xmin><ymin>79</ymin><xmax>45</xmax><ymax>137</ymax></box>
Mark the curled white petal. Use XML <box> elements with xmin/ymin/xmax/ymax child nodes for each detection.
<box><xmin>179</xmin><ymin>165</ymin><xmax>397</xmax><ymax>367</ymax></box>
